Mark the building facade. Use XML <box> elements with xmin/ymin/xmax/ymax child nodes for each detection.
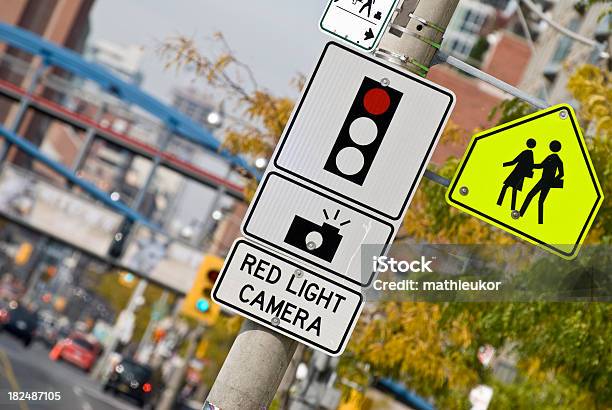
<box><xmin>85</xmin><ymin>39</ymin><xmax>144</xmax><ymax>85</ymax></box>
<box><xmin>442</xmin><ymin>0</ymin><xmax>498</xmax><ymax>60</ymax></box>
<box><xmin>519</xmin><ymin>0</ymin><xmax>610</xmax><ymax>103</ymax></box>
<box><xmin>0</xmin><ymin>0</ymin><xmax>95</xmax><ymax>54</ymax></box>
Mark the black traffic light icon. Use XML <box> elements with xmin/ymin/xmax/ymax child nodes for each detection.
<box><xmin>324</xmin><ymin>76</ymin><xmax>403</xmax><ymax>186</ymax></box>
<box><xmin>107</xmin><ymin>219</ymin><xmax>133</xmax><ymax>259</ymax></box>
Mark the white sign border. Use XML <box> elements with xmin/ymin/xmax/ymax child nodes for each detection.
<box><xmin>272</xmin><ymin>41</ymin><xmax>455</xmax><ymax>221</ymax></box>
<box><xmin>242</xmin><ymin>171</ymin><xmax>394</xmax><ymax>287</ymax></box>
<box><xmin>212</xmin><ymin>239</ymin><xmax>364</xmax><ymax>356</ymax></box>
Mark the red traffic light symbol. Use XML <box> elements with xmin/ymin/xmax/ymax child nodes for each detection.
<box><xmin>207</xmin><ymin>269</ymin><xmax>220</xmax><ymax>282</ymax></box>
<box><xmin>363</xmin><ymin>88</ymin><xmax>390</xmax><ymax>115</ymax></box>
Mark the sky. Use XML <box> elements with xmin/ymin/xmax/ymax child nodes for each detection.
<box><xmin>89</xmin><ymin>0</ymin><xmax>330</xmax><ymax>103</ymax></box>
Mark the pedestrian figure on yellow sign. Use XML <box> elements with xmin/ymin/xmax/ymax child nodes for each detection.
<box><xmin>497</xmin><ymin>138</ymin><xmax>536</xmax><ymax>211</ymax></box>
<box><xmin>519</xmin><ymin>140</ymin><xmax>564</xmax><ymax>224</ymax></box>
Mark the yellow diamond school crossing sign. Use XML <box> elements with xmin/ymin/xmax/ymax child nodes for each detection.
<box><xmin>447</xmin><ymin>104</ymin><xmax>604</xmax><ymax>259</ymax></box>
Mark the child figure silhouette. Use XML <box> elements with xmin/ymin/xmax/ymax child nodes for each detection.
<box><xmin>519</xmin><ymin>140</ymin><xmax>564</xmax><ymax>224</ymax></box>
<box><xmin>497</xmin><ymin>138</ymin><xmax>536</xmax><ymax>211</ymax></box>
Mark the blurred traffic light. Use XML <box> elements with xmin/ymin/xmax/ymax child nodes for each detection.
<box><xmin>118</xmin><ymin>271</ymin><xmax>136</xmax><ymax>288</ymax></box>
<box><xmin>54</xmin><ymin>296</ymin><xmax>66</xmax><ymax>312</ymax></box>
<box><xmin>14</xmin><ymin>242</ymin><xmax>33</xmax><ymax>266</ymax></box>
<box><xmin>181</xmin><ymin>255</ymin><xmax>222</xmax><ymax>325</ymax></box>
<box><xmin>41</xmin><ymin>265</ymin><xmax>57</xmax><ymax>281</ymax></box>
<box><xmin>195</xmin><ymin>339</ymin><xmax>209</xmax><ymax>359</ymax></box>
<box><xmin>108</xmin><ymin>219</ymin><xmax>133</xmax><ymax>259</ymax></box>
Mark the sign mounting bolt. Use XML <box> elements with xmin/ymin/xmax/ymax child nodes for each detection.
<box><xmin>511</xmin><ymin>210</ymin><xmax>520</xmax><ymax>219</ymax></box>
<box><xmin>380</xmin><ymin>78</ymin><xmax>390</xmax><ymax>87</ymax></box>
<box><xmin>294</xmin><ymin>269</ymin><xmax>303</xmax><ymax>278</ymax></box>
<box><xmin>271</xmin><ymin>317</ymin><xmax>280</xmax><ymax>326</ymax></box>
<box><xmin>559</xmin><ymin>110</ymin><xmax>568</xmax><ymax>119</ymax></box>
<box><xmin>459</xmin><ymin>186</ymin><xmax>469</xmax><ymax>196</ymax></box>
<box><xmin>306</xmin><ymin>241</ymin><xmax>317</xmax><ymax>250</ymax></box>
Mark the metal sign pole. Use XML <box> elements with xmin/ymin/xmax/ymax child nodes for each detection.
<box><xmin>91</xmin><ymin>278</ymin><xmax>147</xmax><ymax>379</ymax></box>
<box><xmin>205</xmin><ymin>320</ymin><xmax>298</xmax><ymax>409</ymax></box>
<box><xmin>157</xmin><ymin>324</ymin><xmax>205</xmax><ymax>410</ymax></box>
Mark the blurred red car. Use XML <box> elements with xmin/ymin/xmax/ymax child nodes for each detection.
<box><xmin>49</xmin><ymin>332</ymin><xmax>101</xmax><ymax>372</ymax></box>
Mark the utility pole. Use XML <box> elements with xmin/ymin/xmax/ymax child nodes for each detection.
<box><xmin>205</xmin><ymin>320</ymin><xmax>298</xmax><ymax>409</ymax></box>
<box><xmin>204</xmin><ymin>2</ymin><xmax>460</xmax><ymax>409</ymax></box>
<box><xmin>376</xmin><ymin>0</ymin><xmax>460</xmax><ymax>76</ymax></box>
<box><xmin>91</xmin><ymin>278</ymin><xmax>147</xmax><ymax>379</ymax></box>
<box><xmin>137</xmin><ymin>290</ymin><xmax>169</xmax><ymax>354</ymax></box>
<box><xmin>22</xmin><ymin>237</ymin><xmax>50</xmax><ymax>302</ymax></box>
<box><xmin>277</xmin><ymin>344</ymin><xmax>305</xmax><ymax>409</ymax></box>
<box><xmin>157</xmin><ymin>325</ymin><xmax>204</xmax><ymax>410</ymax></box>
<box><xmin>92</xmin><ymin>129</ymin><xmax>171</xmax><ymax>380</ymax></box>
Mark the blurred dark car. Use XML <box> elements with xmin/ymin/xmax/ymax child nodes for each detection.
<box><xmin>35</xmin><ymin>310</ymin><xmax>59</xmax><ymax>347</ymax></box>
<box><xmin>0</xmin><ymin>301</ymin><xmax>38</xmax><ymax>346</ymax></box>
<box><xmin>56</xmin><ymin>325</ymin><xmax>71</xmax><ymax>341</ymax></box>
<box><xmin>103</xmin><ymin>359</ymin><xmax>162</xmax><ymax>408</ymax></box>
<box><xmin>35</xmin><ymin>312</ymin><xmax>71</xmax><ymax>348</ymax></box>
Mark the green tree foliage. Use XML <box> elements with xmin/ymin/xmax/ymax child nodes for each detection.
<box><xmin>346</xmin><ymin>64</ymin><xmax>611</xmax><ymax>409</ymax></box>
<box><xmin>469</xmin><ymin>36</ymin><xmax>490</xmax><ymax>65</ymax></box>
<box><xmin>94</xmin><ymin>271</ymin><xmax>174</xmax><ymax>343</ymax></box>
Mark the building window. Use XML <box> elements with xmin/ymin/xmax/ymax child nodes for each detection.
<box><xmin>550</xmin><ymin>18</ymin><xmax>582</xmax><ymax>65</ymax></box>
<box><xmin>594</xmin><ymin>13</ymin><xmax>611</xmax><ymax>43</ymax></box>
<box><xmin>460</xmin><ymin>8</ymin><xmax>487</xmax><ymax>34</ymax></box>
<box><xmin>449</xmin><ymin>38</ymin><xmax>472</xmax><ymax>57</ymax></box>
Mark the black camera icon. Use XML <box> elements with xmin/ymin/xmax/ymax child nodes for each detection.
<box><xmin>283</xmin><ymin>215</ymin><xmax>343</xmax><ymax>262</ymax></box>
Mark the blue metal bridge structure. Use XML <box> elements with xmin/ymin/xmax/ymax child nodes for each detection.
<box><xmin>0</xmin><ymin>22</ymin><xmax>257</xmax><ymax>230</ymax></box>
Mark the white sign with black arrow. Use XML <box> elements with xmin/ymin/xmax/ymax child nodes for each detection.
<box><xmin>320</xmin><ymin>0</ymin><xmax>400</xmax><ymax>51</ymax></box>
